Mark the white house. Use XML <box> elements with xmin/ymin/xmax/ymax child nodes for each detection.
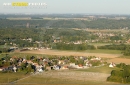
<box><xmin>35</xmin><ymin>65</ymin><xmax>43</xmax><ymax>72</ymax></box>
<box><xmin>53</xmin><ymin>65</ymin><xmax>60</xmax><ymax>70</ymax></box>
<box><xmin>58</xmin><ymin>60</ymin><xmax>65</xmax><ymax>65</ymax></box>
<box><xmin>13</xmin><ymin>66</ymin><xmax>17</xmax><ymax>72</ymax></box>
<box><xmin>109</xmin><ymin>62</ymin><xmax>116</xmax><ymax>67</ymax></box>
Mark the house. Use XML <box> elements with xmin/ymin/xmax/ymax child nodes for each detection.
<box><xmin>83</xmin><ymin>66</ymin><xmax>89</xmax><ymax>68</ymax></box>
<box><xmin>127</xmin><ymin>39</ymin><xmax>130</xmax><ymax>43</ymax></box>
<box><xmin>61</xmin><ymin>66</ymin><xmax>68</xmax><ymax>70</ymax></box>
<box><xmin>35</xmin><ymin>64</ymin><xmax>44</xmax><ymax>72</ymax></box>
<box><xmin>77</xmin><ymin>64</ymin><xmax>83</xmax><ymax>69</ymax></box>
<box><xmin>69</xmin><ymin>63</ymin><xmax>84</xmax><ymax>69</ymax></box>
<box><xmin>109</xmin><ymin>62</ymin><xmax>116</xmax><ymax>67</ymax></box>
<box><xmin>0</xmin><ymin>67</ymin><xmax>8</xmax><ymax>71</ymax></box>
<box><xmin>58</xmin><ymin>60</ymin><xmax>65</xmax><ymax>65</ymax></box>
<box><xmin>53</xmin><ymin>65</ymin><xmax>61</xmax><ymax>70</ymax></box>
<box><xmin>0</xmin><ymin>66</ymin><xmax>14</xmax><ymax>72</ymax></box>
<box><xmin>85</xmin><ymin>61</ymin><xmax>92</xmax><ymax>67</ymax></box>
<box><xmin>27</xmin><ymin>60</ymin><xmax>33</xmax><ymax>64</ymax></box>
<box><xmin>0</xmin><ymin>67</ymin><xmax>5</xmax><ymax>71</ymax></box>
<box><xmin>13</xmin><ymin>66</ymin><xmax>17</xmax><ymax>72</ymax></box>
<box><xmin>91</xmin><ymin>57</ymin><xmax>101</xmax><ymax>61</ymax></box>
<box><xmin>53</xmin><ymin>37</ymin><xmax>61</xmax><ymax>43</ymax></box>
<box><xmin>70</xmin><ymin>63</ymin><xmax>76</xmax><ymax>67</ymax></box>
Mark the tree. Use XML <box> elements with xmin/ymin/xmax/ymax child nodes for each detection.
<box><xmin>122</xmin><ymin>46</ymin><xmax>130</xmax><ymax>56</ymax></box>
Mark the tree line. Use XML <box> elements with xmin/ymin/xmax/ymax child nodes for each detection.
<box><xmin>97</xmin><ymin>44</ymin><xmax>130</xmax><ymax>56</ymax></box>
<box><xmin>52</xmin><ymin>43</ymin><xmax>96</xmax><ymax>50</ymax></box>
<box><xmin>97</xmin><ymin>44</ymin><xmax>126</xmax><ymax>50</ymax></box>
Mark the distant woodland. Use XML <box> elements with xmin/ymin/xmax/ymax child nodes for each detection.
<box><xmin>0</xmin><ymin>19</ymin><xmax>130</xmax><ymax>29</ymax></box>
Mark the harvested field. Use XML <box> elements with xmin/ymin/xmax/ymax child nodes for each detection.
<box><xmin>107</xmin><ymin>58</ymin><xmax>130</xmax><ymax>64</ymax></box>
<box><xmin>20</xmin><ymin>49</ymin><xmax>121</xmax><ymax>59</ymax></box>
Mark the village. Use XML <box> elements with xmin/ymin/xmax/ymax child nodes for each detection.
<box><xmin>0</xmin><ymin>53</ymin><xmax>116</xmax><ymax>73</ymax></box>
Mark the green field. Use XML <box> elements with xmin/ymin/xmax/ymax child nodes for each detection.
<box><xmin>0</xmin><ymin>45</ymin><xmax>10</xmax><ymax>48</ymax></box>
<box><xmin>0</xmin><ymin>52</ymin><xmax>44</xmax><ymax>58</ymax></box>
<box><xmin>85</xmin><ymin>49</ymin><xmax>121</xmax><ymax>54</ymax></box>
<box><xmin>16</xmin><ymin>76</ymin><xmax>121</xmax><ymax>85</ymax></box>
<box><xmin>0</xmin><ymin>66</ymin><xmax>125</xmax><ymax>85</ymax></box>
<box><xmin>15</xmin><ymin>69</ymin><xmax>124</xmax><ymax>85</ymax></box>
<box><xmin>76</xmin><ymin>65</ymin><xmax>121</xmax><ymax>74</ymax></box>
<box><xmin>0</xmin><ymin>72</ymin><xmax>29</xmax><ymax>83</ymax></box>
<box><xmin>119</xmin><ymin>55</ymin><xmax>130</xmax><ymax>59</ymax></box>
<box><xmin>52</xmin><ymin>49</ymin><xmax>121</xmax><ymax>54</ymax></box>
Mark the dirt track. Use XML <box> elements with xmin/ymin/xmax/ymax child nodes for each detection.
<box><xmin>20</xmin><ymin>49</ymin><xmax>121</xmax><ymax>58</ymax></box>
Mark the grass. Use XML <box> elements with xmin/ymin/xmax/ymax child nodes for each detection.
<box><xmin>75</xmin><ymin>65</ymin><xmax>121</xmax><ymax>74</ymax></box>
<box><xmin>0</xmin><ymin>45</ymin><xmax>10</xmax><ymax>48</ymax></box>
<box><xmin>50</xmin><ymin>49</ymin><xmax>121</xmax><ymax>54</ymax></box>
<box><xmin>0</xmin><ymin>52</ymin><xmax>44</xmax><ymax>58</ymax></box>
<box><xmin>0</xmin><ymin>52</ymin><xmax>60</xmax><ymax>59</ymax></box>
<box><xmin>85</xmin><ymin>49</ymin><xmax>121</xmax><ymax>54</ymax></box>
<box><xmin>0</xmin><ymin>72</ymin><xmax>29</xmax><ymax>83</ymax></box>
<box><xmin>16</xmin><ymin>70</ymin><xmax>124</xmax><ymax>85</ymax></box>
<box><xmin>86</xmin><ymin>29</ymin><xmax>129</xmax><ymax>33</ymax></box>
<box><xmin>16</xmin><ymin>77</ymin><xmax>115</xmax><ymax>85</ymax></box>
<box><xmin>119</xmin><ymin>55</ymin><xmax>130</xmax><ymax>59</ymax></box>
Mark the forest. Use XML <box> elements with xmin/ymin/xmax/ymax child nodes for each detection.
<box><xmin>0</xmin><ymin>18</ymin><xmax>130</xmax><ymax>29</ymax></box>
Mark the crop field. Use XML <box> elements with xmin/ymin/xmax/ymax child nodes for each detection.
<box><xmin>20</xmin><ymin>49</ymin><xmax>121</xmax><ymax>59</ymax></box>
<box><xmin>15</xmin><ymin>70</ymin><xmax>127</xmax><ymax>85</ymax></box>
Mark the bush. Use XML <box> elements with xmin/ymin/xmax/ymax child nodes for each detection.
<box><xmin>89</xmin><ymin>60</ymin><xmax>101</xmax><ymax>66</ymax></box>
<box><xmin>107</xmin><ymin>64</ymin><xmax>130</xmax><ymax>83</ymax></box>
<box><xmin>107</xmin><ymin>76</ymin><xmax>122</xmax><ymax>83</ymax></box>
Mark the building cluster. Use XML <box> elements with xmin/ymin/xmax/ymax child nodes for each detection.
<box><xmin>0</xmin><ymin>55</ymin><xmax>107</xmax><ymax>73</ymax></box>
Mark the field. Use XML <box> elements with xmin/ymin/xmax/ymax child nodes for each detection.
<box><xmin>85</xmin><ymin>29</ymin><xmax>129</xmax><ymax>33</ymax></box>
<box><xmin>85</xmin><ymin>49</ymin><xmax>121</xmax><ymax>54</ymax></box>
<box><xmin>0</xmin><ymin>72</ymin><xmax>29</xmax><ymax>83</ymax></box>
<box><xmin>20</xmin><ymin>49</ymin><xmax>121</xmax><ymax>58</ymax></box>
<box><xmin>107</xmin><ymin>58</ymin><xmax>130</xmax><ymax>64</ymax></box>
<box><xmin>76</xmin><ymin>65</ymin><xmax>121</xmax><ymax>74</ymax></box>
<box><xmin>0</xmin><ymin>65</ymin><xmax>127</xmax><ymax>85</ymax></box>
<box><xmin>1</xmin><ymin>49</ymin><xmax>130</xmax><ymax>85</ymax></box>
<box><xmin>16</xmin><ymin>69</ymin><xmax>126</xmax><ymax>85</ymax></box>
<box><xmin>19</xmin><ymin>49</ymin><xmax>130</xmax><ymax>65</ymax></box>
<box><xmin>17</xmin><ymin>70</ymin><xmax>119</xmax><ymax>85</ymax></box>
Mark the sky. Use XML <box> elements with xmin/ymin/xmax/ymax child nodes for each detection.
<box><xmin>0</xmin><ymin>0</ymin><xmax>130</xmax><ymax>14</ymax></box>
